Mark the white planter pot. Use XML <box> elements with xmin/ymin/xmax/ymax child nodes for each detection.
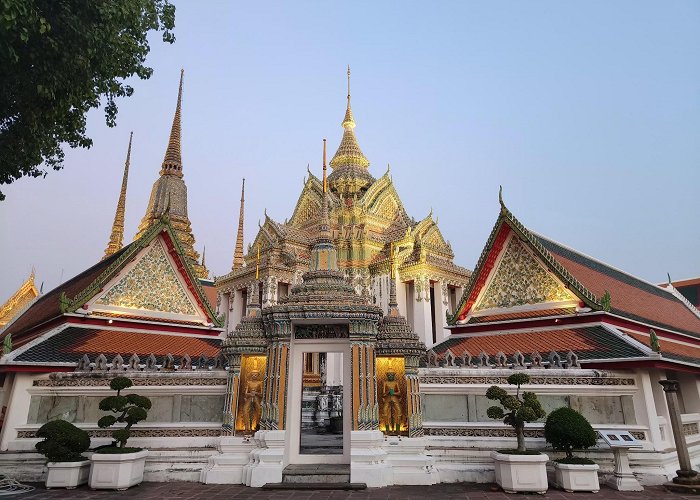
<box><xmin>89</xmin><ymin>449</ymin><xmax>148</xmax><ymax>490</ymax></box>
<box><xmin>46</xmin><ymin>460</ymin><xmax>91</xmax><ymax>489</ymax></box>
<box><xmin>491</xmin><ymin>451</ymin><xmax>549</xmax><ymax>494</ymax></box>
<box><xmin>553</xmin><ymin>462</ymin><xmax>600</xmax><ymax>492</ymax></box>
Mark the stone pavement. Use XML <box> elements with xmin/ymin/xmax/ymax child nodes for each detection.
<box><xmin>12</xmin><ymin>482</ymin><xmax>696</xmax><ymax>500</ymax></box>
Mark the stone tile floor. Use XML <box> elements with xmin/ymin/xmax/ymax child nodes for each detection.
<box><xmin>12</xmin><ymin>482</ymin><xmax>695</xmax><ymax>500</ymax></box>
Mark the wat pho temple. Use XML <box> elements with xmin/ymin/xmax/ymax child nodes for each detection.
<box><xmin>1</xmin><ymin>69</ymin><xmax>700</xmax><ymax>488</ymax></box>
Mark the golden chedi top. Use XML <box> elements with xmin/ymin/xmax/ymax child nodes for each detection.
<box><xmin>135</xmin><ymin>69</ymin><xmax>209</xmax><ymax>280</ymax></box>
<box><xmin>329</xmin><ymin>66</ymin><xmax>371</xmax><ymax>170</ymax></box>
<box><xmin>103</xmin><ymin>132</ymin><xmax>133</xmax><ymax>259</ymax></box>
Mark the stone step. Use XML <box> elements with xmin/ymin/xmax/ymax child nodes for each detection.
<box><xmin>262</xmin><ymin>482</ymin><xmax>367</xmax><ymax>490</ymax></box>
<box><xmin>281</xmin><ymin>463</ymin><xmax>351</xmax><ymax>484</ymax></box>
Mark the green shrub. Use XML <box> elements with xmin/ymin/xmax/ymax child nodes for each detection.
<box><xmin>544</xmin><ymin>407</ymin><xmax>597</xmax><ymax>459</ymax></box>
<box><xmin>96</xmin><ymin>376</ymin><xmax>151</xmax><ymax>452</ymax></box>
<box><xmin>35</xmin><ymin>420</ymin><xmax>90</xmax><ymax>462</ymax></box>
<box><xmin>486</xmin><ymin>373</ymin><xmax>546</xmax><ymax>452</ymax></box>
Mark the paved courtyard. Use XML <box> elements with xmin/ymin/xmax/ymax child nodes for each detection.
<box><xmin>9</xmin><ymin>482</ymin><xmax>695</xmax><ymax>500</ymax></box>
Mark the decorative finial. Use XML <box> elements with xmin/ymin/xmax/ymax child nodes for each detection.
<box><xmin>649</xmin><ymin>329</ymin><xmax>661</xmax><ymax>353</ymax></box>
<box><xmin>103</xmin><ymin>132</ymin><xmax>133</xmax><ymax>259</ymax></box>
<box><xmin>498</xmin><ymin>185</ymin><xmax>504</xmax><ymax>208</ymax></box>
<box><xmin>667</xmin><ymin>273</ymin><xmax>672</xmax><ymax>286</ymax></box>
<box><xmin>201</xmin><ymin>245</ymin><xmax>206</xmax><ymax>267</ymax></box>
<box><xmin>323</xmin><ymin>138</ymin><xmax>327</xmax><ymax>194</ymax></box>
<box><xmin>347</xmin><ymin>65</ymin><xmax>351</xmax><ymax>100</ymax></box>
<box><xmin>387</xmin><ymin>163</ymin><xmax>391</xmax><ymax>173</ymax></box>
<box><xmin>255</xmin><ymin>241</ymin><xmax>260</xmax><ymax>280</ymax></box>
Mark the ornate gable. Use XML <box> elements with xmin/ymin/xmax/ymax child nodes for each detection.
<box><xmin>473</xmin><ymin>234</ymin><xmax>577</xmax><ymax>313</ymax></box>
<box><xmin>0</xmin><ymin>271</ymin><xmax>40</xmax><ymax>328</ymax></box>
<box><xmin>90</xmin><ymin>237</ymin><xmax>203</xmax><ymax>320</ymax></box>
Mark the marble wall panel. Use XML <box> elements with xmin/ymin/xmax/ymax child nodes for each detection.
<box><xmin>422</xmin><ymin>394</ymin><xmax>468</xmax><ymax>422</ymax></box>
<box><xmin>180</xmin><ymin>395</ymin><xmax>225</xmax><ymax>423</ymax></box>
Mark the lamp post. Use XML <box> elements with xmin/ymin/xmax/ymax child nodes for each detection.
<box><xmin>659</xmin><ymin>380</ymin><xmax>700</xmax><ymax>492</ymax></box>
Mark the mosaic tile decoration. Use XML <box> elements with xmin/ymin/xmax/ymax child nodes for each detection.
<box><xmin>475</xmin><ymin>236</ymin><xmax>573</xmax><ymax>311</ymax></box>
<box><xmin>95</xmin><ymin>239</ymin><xmax>197</xmax><ymax>315</ymax></box>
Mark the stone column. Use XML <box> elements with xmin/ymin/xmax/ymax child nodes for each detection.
<box><xmin>432</xmin><ymin>281</ymin><xmax>451</xmax><ymax>344</ymax></box>
<box><xmin>231</xmin><ymin>289</ymin><xmax>244</xmax><ymax>332</ymax></box>
<box><xmin>659</xmin><ymin>380</ymin><xmax>700</xmax><ymax>489</ymax></box>
<box><xmin>413</xmin><ymin>277</ymin><xmax>433</xmax><ymax>348</ymax></box>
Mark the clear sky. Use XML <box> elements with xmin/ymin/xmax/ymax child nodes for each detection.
<box><xmin>1</xmin><ymin>0</ymin><xmax>699</xmax><ymax>301</ymax></box>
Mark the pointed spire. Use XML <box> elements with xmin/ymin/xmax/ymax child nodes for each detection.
<box><xmin>103</xmin><ymin>132</ymin><xmax>133</xmax><ymax>259</ymax></box>
<box><xmin>319</xmin><ymin>139</ymin><xmax>331</xmax><ymax>241</ymax></box>
<box><xmin>232</xmin><ymin>178</ymin><xmax>246</xmax><ymax>270</ymax></box>
<box><xmin>201</xmin><ymin>245</ymin><xmax>206</xmax><ymax>268</ymax></box>
<box><xmin>330</xmin><ymin>66</ymin><xmax>370</xmax><ymax>169</ymax></box>
<box><xmin>160</xmin><ymin>69</ymin><xmax>184</xmax><ymax>177</ymax></box>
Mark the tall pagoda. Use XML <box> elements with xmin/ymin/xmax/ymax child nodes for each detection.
<box><xmin>135</xmin><ymin>70</ymin><xmax>209</xmax><ymax>280</ymax></box>
<box><xmin>215</xmin><ymin>69</ymin><xmax>470</xmax><ymax>348</ymax></box>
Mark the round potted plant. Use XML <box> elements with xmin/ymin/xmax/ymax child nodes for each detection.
<box><xmin>89</xmin><ymin>376</ymin><xmax>152</xmax><ymax>490</ymax></box>
<box><xmin>486</xmin><ymin>373</ymin><xmax>548</xmax><ymax>493</ymax></box>
<box><xmin>35</xmin><ymin>419</ymin><xmax>91</xmax><ymax>489</ymax></box>
<box><xmin>544</xmin><ymin>407</ymin><xmax>599</xmax><ymax>492</ymax></box>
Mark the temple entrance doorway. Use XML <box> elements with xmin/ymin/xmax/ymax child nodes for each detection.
<box><xmin>286</xmin><ymin>332</ymin><xmax>351</xmax><ymax>465</ymax></box>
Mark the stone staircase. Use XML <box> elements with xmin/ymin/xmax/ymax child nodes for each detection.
<box><xmin>262</xmin><ymin>464</ymin><xmax>366</xmax><ymax>490</ymax></box>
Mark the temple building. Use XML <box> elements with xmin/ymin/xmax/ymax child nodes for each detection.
<box><xmin>216</xmin><ymin>68</ymin><xmax>471</xmax><ymax>351</ymax></box>
<box><xmin>0</xmin><ymin>71</ymin><xmax>699</xmax><ymax>489</ymax></box>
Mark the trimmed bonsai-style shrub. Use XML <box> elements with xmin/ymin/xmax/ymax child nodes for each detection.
<box><xmin>544</xmin><ymin>407</ymin><xmax>597</xmax><ymax>464</ymax></box>
<box><xmin>486</xmin><ymin>373</ymin><xmax>546</xmax><ymax>453</ymax></box>
<box><xmin>35</xmin><ymin>420</ymin><xmax>90</xmax><ymax>462</ymax></box>
<box><xmin>96</xmin><ymin>376</ymin><xmax>151</xmax><ymax>453</ymax></box>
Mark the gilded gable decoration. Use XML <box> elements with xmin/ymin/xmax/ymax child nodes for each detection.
<box><xmin>473</xmin><ymin>235</ymin><xmax>574</xmax><ymax>312</ymax></box>
<box><xmin>95</xmin><ymin>239</ymin><xmax>198</xmax><ymax>316</ymax></box>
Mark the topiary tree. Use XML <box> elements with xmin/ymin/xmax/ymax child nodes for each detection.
<box><xmin>486</xmin><ymin>373</ymin><xmax>546</xmax><ymax>452</ymax></box>
<box><xmin>544</xmin><ymin>407</ymin><xmax>597</xmax><ymax>461</ymax></box>
<box><xmin>97</xmin><ymin>376</ymin><xmax>151</xmax><ymax>450</ymax></box>
<box><xmin>35</xmin><ymin>419</ymin><xmax>90</xmax><ymax>462</ymax></box>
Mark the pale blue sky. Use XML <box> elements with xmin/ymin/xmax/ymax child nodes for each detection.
<box><xmin>1</xmin><ymin>0</ymin><xmax>699</xmax><ymax>299</ymax></box>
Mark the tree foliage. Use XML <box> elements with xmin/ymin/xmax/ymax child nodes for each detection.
<box><xmin>486</xmin><ymin>373</ymin><xmax>546</xmax><ymax>452</ymax></box>
<box><xmin>544</xmin><ymin>407</ymin><xmax>597</xmax><ymax>459</ymax></box>
<box><xmin>0</xmin><ymin>0</ymin><xmax>175</xmax><ymax>200</ymax></box>
<box><xmin>35</xmin><ymin>419</ymin><xmax>90</xmax><ymax>462</ymax></box>
<box><xmin>97</xmin><ymin>376</ymin><xmax>151</xmax><ymax>449</ymax></box>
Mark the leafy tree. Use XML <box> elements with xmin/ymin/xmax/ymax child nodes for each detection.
<box><xmin>0</xmin><ymin>0</ymin><xmax>175</xmax><ymax>200</ymax></box>
<box><xmin>544</xmin><ymin>407</ymin><xmax>597</xmax><ymax>460</ymax></box>
<box><xmin>486</xmin><ymin>373</ymin><xmax>546</xmax><ymax>452</ymax></box>
<box><xmin>97</xmin><ymin>376</ymin><xmax>151</xmax><ymax>449</ymax></box>
<box><xmin>35</xmin><ymin>419</ymin><xmax>90</xmax><ymax>462</ymax></box>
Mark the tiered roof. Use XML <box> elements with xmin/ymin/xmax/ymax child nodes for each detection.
<box><xmin>436</xmin><ymin>191</ymin><xmax>700</xmax><ymax>371</ymax></box>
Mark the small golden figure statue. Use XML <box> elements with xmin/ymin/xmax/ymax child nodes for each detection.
<box><xmin>241</xmin><ymin>370</ymin><xmax>263</xmax><ymax>433</ymax></box>
<box><xmin>382</xmin><ymin>371</ymin><xmax>403</xmax><ymax>434</ymax></box>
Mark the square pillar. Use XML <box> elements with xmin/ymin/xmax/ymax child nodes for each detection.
<box><xmin>413</xmin><ymin>282</ymin><xmax>433</xmax><ymax>348</ymax></box>
<box><xmin>433</xmin><ymin>281</ymin><xmax>451</xmax><ymax>345</ymax></box>
<box><xmin>231</xmin><ymin>289</ymin><xmax>244</xmax><ymax>332</ymax></box>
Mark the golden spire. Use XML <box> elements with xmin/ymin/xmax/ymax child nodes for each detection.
<box><xmin>103</xmin><ymin>132</ymin><xmax>133</xmax><ymax>259</ymax></box>
<box><xmin>160</xmin><ymin>68</ymin><xmax>184</xmax><ymax>177</ymax></box>
<box><xmin>255</xmin><ymin>241</ymin><xmax>260</xmax><ymax>280</ymax></box>
<box><xmin>330</xmin><ymin>66</ymin><xmax>370</xmax><ymax>169</ymax></box>
<box><xmin>201</xmin><ymin>245</ymin><xmax>206</xmax><ymax>268</ymax></box>
<box><xmin>134</xmin><ymin>69</ymin><xmax>208</xmax><ymax>280</ymax></box>
<box><xmin>319</xmin><ymin>139</ymin><xmax>330</xmax><ymax>240</ymax></box>
<box><xmin>322</xmin><ymin>139</ymin><xmax>327</xmax><ymax>193</ymax></box>
<box><xmin>232</xmin><ymin>178</ymin><xmax>246</xmax><ymax>270</ymax></box>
